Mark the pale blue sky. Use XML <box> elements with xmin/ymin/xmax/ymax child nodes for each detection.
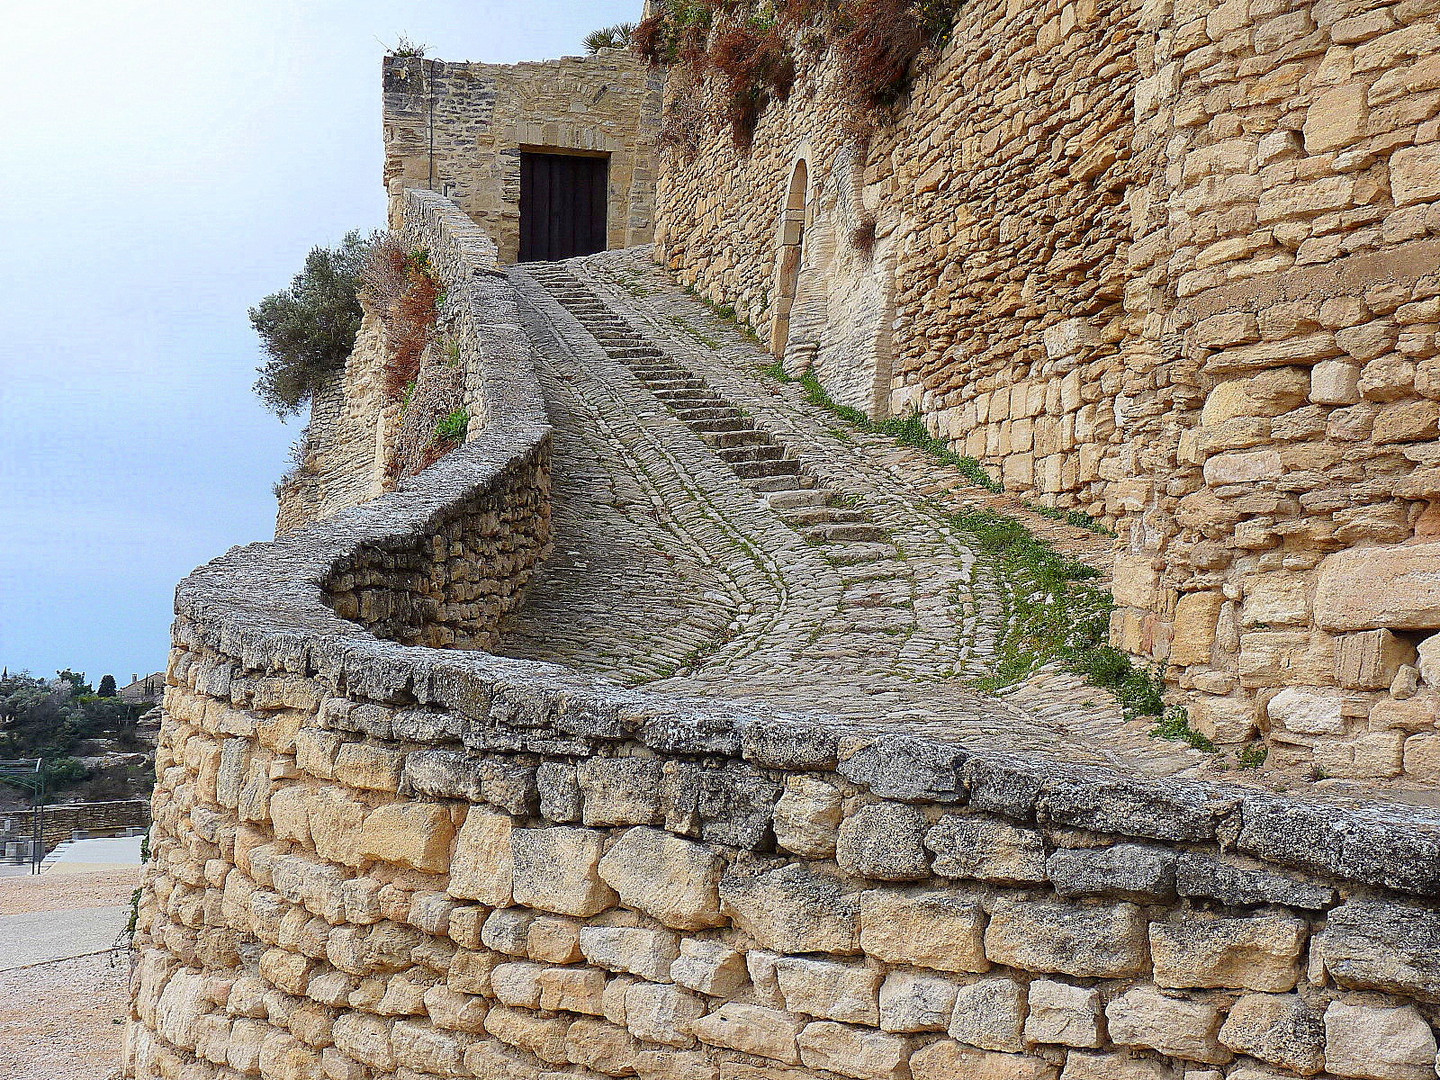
<box><xmin>0</xmin><ymin>0</ymin><xmax>641</xmax><ymax>684</ymax></box>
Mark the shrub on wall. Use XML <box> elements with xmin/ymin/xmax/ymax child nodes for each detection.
<box><xmin>251</xmin><ymin>231</ymin><xmax>373</xmax><ymax>417</ymax></box>
<box><xmin>636</xmin><ymin>0</ymin><xmax>962</xmax><ymax>146</ymax></box>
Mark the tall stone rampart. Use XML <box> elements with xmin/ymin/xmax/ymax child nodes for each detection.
<box><xmin>128</xmin><ymin>191</ymin><xmax>1440</xmax><ymax>1080</ymax></box>
<box><xmin>653</xmin><ymin>0</ymin><xmax>1440</xmax><ymax>778</ymax></box>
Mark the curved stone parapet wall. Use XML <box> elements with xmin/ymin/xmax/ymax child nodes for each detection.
<box><xmin>129</xmin><ymin>194</ymin><xmax>1440</xmax><ymax>1080</ymax></box>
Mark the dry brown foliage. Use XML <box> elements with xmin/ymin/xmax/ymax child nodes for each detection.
<box><xmin>363</xmin><ymin>234</ymin><xmax>441</xmax><ymax>400</ymax></box>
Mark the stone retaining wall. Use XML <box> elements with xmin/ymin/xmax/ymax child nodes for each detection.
<box><xmin>651</xmin><ymin>0</ymin><xmax>1440</xmax><ymax>778</ymax></box>
<box><xmin>0</xmin><ymin>798</ymin><xmax>151</xmax><ymax>851</ymax></box>
<box><xmin>128</xmin><ymin>193</ymin><xmax>1440</xmax><ymax>1080</ymax></box>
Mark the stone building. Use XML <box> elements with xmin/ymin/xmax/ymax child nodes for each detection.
<box><xmin>382</xmin><ymin>50</ymin><xmax>663</xmax><ymax>263</ymax></box>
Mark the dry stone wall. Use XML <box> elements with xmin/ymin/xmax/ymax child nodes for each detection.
<box><xmin>130</xmin><ymin>193</ymin><xmax>1440</xmax><ymax>1080</ymax></box>
<box><xmin>652</xmin><ymin>0</ymin><xmax>1440</xmax><ymax>776</ymax></box>
<box><xmin>383</xmin><ymin>51</ymin><xmax>663</xmax><ymax>265</ymax></box>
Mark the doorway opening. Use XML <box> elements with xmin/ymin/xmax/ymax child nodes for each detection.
<box><xmin>519</xmin><ymin>151</ymin><xmax>610</xmax><ymax>262</ymax></box>
<box><xmin>770</xmin><ymin>160</ymin><xmax>809</xmax><ymax>357</ymax></box>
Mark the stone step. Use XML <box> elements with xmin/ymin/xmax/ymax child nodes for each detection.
<box><xmin>731</xmin><ymin>458</ymin><xmax>803</xmax><ymax>479</ymax></box>
<box><xmin>673</xmin><ymin>407</ymin><xmax>745</xmax><ymax>422</ymax></box>
<box><xmin>778</xmin><ymin>507</ymin><xmax>870</xmax><ymax>528</ymax></box>
<box><xmin>703</xmin><ymin>430</ymin><xmax>771</xmax><ymax>450</ymax></box>
<box><xmin>821</xmin><ymin>541</ymin><xmax>899</xmax><ymax>565</ymax></box>
<box><xmin>802</xmin><ymin>522</ymin><xmax>891</xmax><ymax>543</ymax></box>
<box><xmin>649</xmin><ymin>379</ymin><xmax>710</xmax><ymax>393</ymax></box>
<box><xmin>746</xmin><ymin>475</ymin><xmax>816</xmax><ymax>493</ymax></box>
<box><xmin>687</xmin><ymin>416</ymin><xmax>755</xmax><ymax>434</ymax></box>
<box><xmin>717</xmin><ymin>445</ymin><xmax>786</xmax><ymax>464</ymax></box>
<box><xmin>765</xmin><ymin>489</ymin><xmax>835</xmax><ymax>510</ymax></box>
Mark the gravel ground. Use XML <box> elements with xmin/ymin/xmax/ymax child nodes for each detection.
<box><xmin>0</xmin><ymin>869</ymin><xmax>139</xmax><ymax>1079</ymax></box>
<box><xmin>0</xmin><ymin>950</ymin><xmax>129</xmax><ymax>1080</ymax></box>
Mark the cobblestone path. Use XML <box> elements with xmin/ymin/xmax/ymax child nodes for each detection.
<box><xmin>498</xmin><ymin>250</ymin><xmax>1202</xmax><ymax>778</ymax></box>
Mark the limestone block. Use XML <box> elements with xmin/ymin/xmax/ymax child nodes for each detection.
<box><xmin>358</xmin><ymin>803</ymin><xmax>454</xmax><ymax>873</ymax></box>
<box><xmin>423</xmin><ymin>984</ymin><xmax>489</xmax><ymax>1033</ymax></box>
<box><xmin>1023</xmin><ymin>979</ymin><xmax>1102</xmax><ymax>1048</ymax></box>
<box><xmin>579</xmin><ymin>925</ymin><xmax>680</xmax><ymax>982</ymax></box>
<box><xmin>566</xmin><ymin>1016</ymin><xmax>645</xmax><ymax>1074</ymax></box>
<box><xmin>1112</xmin><ymin>554</ymin><xmax>1162</xmax><ymax>610</ymax></box>
<box><xmin>1193</xmin><ymin>312</ymin><xmax>1260</xmax><ymax>349</ymax></box>
<box><xmin>1314</xmin><ymin>544</ymin><xmax>1440</xmax><ymax>631</ymax></box>
<box><xmin>1175</xmin><ymin>851</ymin><xmax>1335</xmax><ymax>909</ymax></box>
<box><xmin>465</xmin><ymin>1040</ymin><xmax>542</xmax><ymax>1080</ymax></box>
<box><xmin>1311</xmin><ymin>360</ymin><xmax>1363</xmax><ymax>405</ymax></box>
<box><xmin>1204</xmin><ymin>449</ymin><xmax>1283</xmax><ymax>485</ymax></box>
<box><xmin>448</xmin><ymin>806</ymin><xmax>513</xmax><ymax>905</ymax></box>
<box><xmin>1202</xmin><ymin>368</ymin><xmax>1310</xmax><ymax>425</ymax></box>
<box><xmin>1106</xmin><ymin>985</ymin><xmax>1230</xmax><ymax>1065</ymax></box>
<box><xmin>1326</xmin><ymin>904</ymin><xmax>1439</xmax><ymax>995</ymax></box>
<box><xmin>596</xmin><ymin>826</ymin><xmax>724</xmax><ymax>930</ymax></box>
<box><xmin>1190</xmin><ymin>695</ymin><xmax>1259</xmax><ymax>744</ymax></box>
<box><xmin>334</xmin><ymin>743</ymin><xmax>406</xmax><ymax>792</ymax></box>
<box><xmin>1151</xmin><ymin>912</ymin><xmax>1306</xmax><ymax>991</ymax></box>
<box><xmin>1046</xmin><ymin>843</ymin><xmax>1177</xmax><ymax>902</ymax></box>
<box><xmin>1043</xmin><ymin>318</ymin><xmax>1100</xmax><ymax>359</ymax></box>
<box><xmin>796</xmin><ymin>1020</ymin><xmax>915</xmax><ymax>1080</ymax></box>
<box><xmin>528</xmin><ymin>916</ymin><xmax>584</xmax><ymax>964</ymax></box>
<box><xmin>985</xmin><ymin>898</ymin><xmax>1148</xmax><ymax>979</ymax></box>
<box><xmin>635</xmin><ymin>1048</ymin><xmax>717</xmax><ymax>1080</ymax></box>
<box><xmin>538</xmin><ymin>965</ymin><xmax>607</xmax><ymax>1015</ymax></box>
<box><xmin>1304</xmin><ymin>82</ymin><xmax>1367</xmax><ymax>153</ymax></box>
<box><xmin>511</xmin><ymin>827</ymin><xmax>617</xmax><ymax>917</ymax></box>
<box><xmin>1059</xmin><ymin>1051</ymin><xmax>1177</xmax><ymax>1080</ymax></box>
<box><xmin>484</xmin><ymin>1004</ymin><xmax>571</xmax><ymax>1064</ymax></box>
<box><xmin>948</xmin><ymin>976</ymin><xmax>1027</xmax><ymax>1053</ymax></box>
<box><xmin>910</xmin><ymin>1040</ymin><xmax>1059</xmax><ymax>1080</ymax></box>
<box><xmin>154</xmin><ymin>968</ymin><xmax>209</xmax><ymax>1050</ymax></box>
<box><xmin>1266</xmin><ymin>687</ymin><xmax>1345</xmax><ymax>735</ymax></box>
<box><xmin>449</xmin><ymin>949</ymin><xmax>503</xmax><ymax>996</ymax></box>
<box><xmin>1324</xmin><ymin>1002</ymin><xmax>1438</xmax><ymax>1080</ymax></box>
<box><xmin>537</xmin><ymin>761</ymin><xmax>581</xmax><ymax>823</ymax></box>
<box><xmin>1172</xmin><ymin>592</ymin><xmax>1224</xmax><ymax>665</ymax></box>
<box><xmin>879</xmin><ymin>971</ymin><xmax>961</xmax><ymax>1033</ymax></box>
<box><xmin>1403</xmin><ymin>733</ymin><xmax>1440</xmax><ymax>778</ymax></box>
<box><xmin>691</xmin><ymin>1003</ymin><xmax>805</xmax><ymax>1064</ymax></box>
<box><xmin>670</xmin><ymin>939</ymin><xmax>748</xmax><ymax>997</ymax></box>
<box><xmin>1420</xmin><ymin>633</ymin><xmax>1440</xmax><ymax>687</ymax></box>
<box><xmin>332</xmin><ymin>1012</ymin><xmax>396</xmax><ymax>1071</ymax></box>
<box><xmin>836</xmin><ymin>802</ymin><xmax>931</xmax><ymax>880</ymax></box>
<box><xmin>1371</xmin><ymin>696</ymin><xmax>1438</xmax><ymax>732</ymax></box>
<box><xmin>859</xmin><ymin>888</ymin><xmax>989</xmax><ymax>973</ymax></box>
<box><xmin>1242</xmin><ymin>575</ymin><xmax>1311</xmax><ymax>628</ymax></box>
<box><xmin>478</xmin><ymin>910</ymin><xmax>535</xmax><ymax>961</ymax></box>
<box><xmin>1392</xmin><ymin>144</ymin><xmax>1440</xmax><ymax>206</ymax></box>
<box><xmin>1336</xmin><ymin>630</ymin><xmax>1417</xmax><ymax>689</ymax></box>
<box><xmin>1314</xmin><ymin>729</ymin><xmax>1406</xmax><ymax>779</ymax></box>
<box><xmin>774</xmin><ymin>956</ymin><xmax>883</xmax><ymax>1025</ymax></box>
<box><xmin>925</xmin><ymin>814</ymin><xmax>1047</xmax><ymax>884</ymax></box>
<box><xmin>719</xmin><ymin>861</ymin><xmax>861</xmax><ymax>954</ymax></box>
<box><xmin>492</xmin><ymin>961</ymin><xmax>548</xmax><ymax>1009</ymax></box>
<box><xmin>1216</xmin><ymin>993</ymin><xmax>1324</xmax><ymax>1074</ymax></box>
<box><xmin>773</xmin><ymin>775</ymin><xmax>844</xmax><ymax>857</ymax></box>
<box><xmin>579</xmin><ymin>757</ymin><xmax>664</xmax><ymax>827</ymax></box>
<box><xmin>625</xmin><ymin>981</ymin><xmax>706</xmax><ymax>1046</ymax></box>
<box><xmin>391</xmin><ymin>1018</ymin><xmax>466</xmax><ymax>1075</ymax></box>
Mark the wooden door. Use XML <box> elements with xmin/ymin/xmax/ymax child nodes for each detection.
<box><xmin>519</xmin><ymin>152</ymin><xmax>609</xmax><ymax>262</ymax></box>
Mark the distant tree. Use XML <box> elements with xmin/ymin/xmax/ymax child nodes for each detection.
<box><xmin>56</xmin><ymin>669</ymin><xmax>91</xmax><ymax>697</ymax></box>
<box><xmin>98</xmin><ymin>674</ymin><xmax>117</xmax><ymax>697</ymax></box>
<box><xmin>251</xmin><ymin>231</ymin><xmax>375</xmax><ymax>417</ymax></box>
<box><xmin>584</xmin><ymin>22</ymin><xmax>637</xmax><ymax>53</ymax></box>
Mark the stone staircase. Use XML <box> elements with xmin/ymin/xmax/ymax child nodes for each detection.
<box><xmin>523</xmin><ymin>265</ymin><xmax>893</xmax><ymax>561</ymax></box>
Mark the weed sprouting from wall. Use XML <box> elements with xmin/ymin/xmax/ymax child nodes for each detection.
<box><xmin>637</xmin><ymin>0</ymin><xmax>962</xmax><ymax>149</ymax></box>
<box><xmin>361</xmin><ymin>235</ymin><xmax>441</xmax><ymax>401</ymax></box>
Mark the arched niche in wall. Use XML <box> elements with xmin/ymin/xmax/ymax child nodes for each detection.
<box><xmin>770</xmin><ymin>158</ymin><xmax>810</xmax><ymax>360</ymax></box>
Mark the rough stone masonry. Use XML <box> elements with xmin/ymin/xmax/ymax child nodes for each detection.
<box><xmin>125</xmin><ymin>191</ymin><xmax>1440</xmax><ymax>1080</ymax></box>
<box><xmin>655</xmin><ymin>0</ymin><xmax>1440</xmax><ymax>779</ymax></box>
